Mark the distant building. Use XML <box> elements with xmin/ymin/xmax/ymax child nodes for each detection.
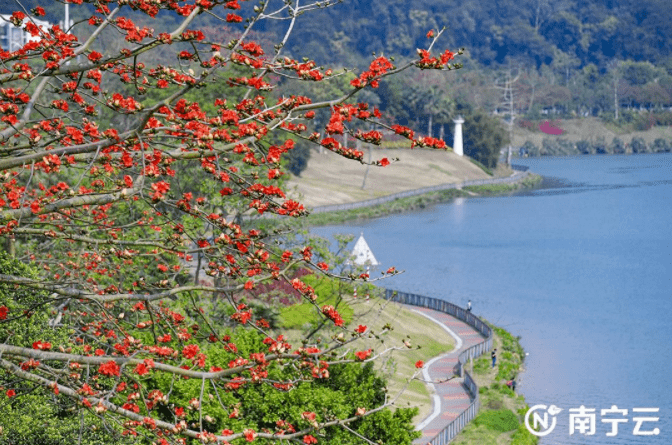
<box><xmin>0</xmin><ymin>15</ymin><xmax>51</xmax><ymax>52</ymax></box>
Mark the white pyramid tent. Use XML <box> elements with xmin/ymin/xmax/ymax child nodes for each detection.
<box><xmin>351</xmin><ymin>233</ymin><xmax>379</xmax><ymax>267</ymax></box>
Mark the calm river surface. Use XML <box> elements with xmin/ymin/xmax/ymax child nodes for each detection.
<box><xmin>312</xmin><ymin>153</ymin><xmax>672</xmax><ymax>444</ymax></box>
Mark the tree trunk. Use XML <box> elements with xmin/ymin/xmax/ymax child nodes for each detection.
<box><xmin>427</xmin><ymin>114</ymin><xmax>433</xmax><ymax>138</ymax></box>
<box><xmin>614</xmin><ymin>79</ymin><xmax>619</xmax><ymax>120</ymax></box>
<box><xmin>439</xmin><ymin>124</ymin><xmax>444</xmax><ymax>141</ymax></box>
<box><xmin>360</xmin><ymin>139</ymin><xmax>370</xmax><ymax>190</ymax></box>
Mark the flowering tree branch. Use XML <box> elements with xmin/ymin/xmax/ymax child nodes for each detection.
<box><xmin>0</xmin><ymin>0</ymin><xmax>462</xmax><ymax>442</ymax></box>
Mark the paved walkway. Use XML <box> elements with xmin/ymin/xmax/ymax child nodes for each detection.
<box><xmin>405</xmin><ymin>305</ymin><xmax>488</xmax><ymax>445</ymax></box>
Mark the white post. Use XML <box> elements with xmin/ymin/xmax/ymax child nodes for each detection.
<box><xmin>453</xmin><ymin>116</ymin><xmax>465</xmax><ymax>156</ymax></box>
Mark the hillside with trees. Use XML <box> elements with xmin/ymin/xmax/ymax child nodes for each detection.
<box><xmin>7</xmin><ymin>0</ymin><xmax>672</xmax><ymax>167</ymax></box>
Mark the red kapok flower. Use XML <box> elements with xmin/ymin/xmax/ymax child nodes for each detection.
<box><xmin>243</xmin><ymin>428</ymin><xmax>257</xmax><ymax>442</ymax></box>
<box><xmin>88</xmin><ymin>51</ymin><xmax>103</xmax><ymax>62</ymax></box>
<box><xmin>182</xmin><ymin>344</ymin><xmax>200</xmax><ymax>359</ymax></box>
<box><xmin>98</xmin><ymin>360</ymin><xmax>120</xmax><ymax>377</ymax></box>
<box><xmin>415</xmin><ymin>360</ymin><xmax>424</xmax><ymax>369</ymax></box>
<box><xmin>355</xmin><ymin>349</ymin><xmax>372</xmax><ymax>361</ymax></box>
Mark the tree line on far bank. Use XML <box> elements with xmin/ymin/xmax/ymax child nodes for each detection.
<box><xmin>522</xmin><ymin>136</ymin><xmax>672</xmax><ymax>157</ymax></box>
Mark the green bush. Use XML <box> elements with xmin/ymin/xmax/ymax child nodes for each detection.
<box><xmin>473</xmin><ymin>409</ymin><xmax>519</xmax><ymax>432</ymax></box>
<box><xmin>0</xmin><ymin>252</ymin><xmax>118</xmax><ymax>444</ymax></box>
<box><xmin>652</xmin><ymin>112</ymin><xmax>672</xmax><ymax>126</ymax></box>
<box><xmin>576</xmin><ymin>139</ymin><xmax>593</xmax><ymax>154</ymax></box>
<box><xmin>522</xmin><ymin>141</ymin><xmax>540</xmax><ymax>157</ymax></box>
<box><xmin>511</xmin><ymin>423</ymin><xmax>539</xmax><ymax>445</ymax></box>
<box><xmin>610</xmin><ymin>137</ymin><xmax>626</xmax><ymax>154</ymax></box>
<box><xmin>540</xmin><ymin>138</ymin><xmax>577</xmax><ymax>156</ymax></box>
<box><xmin>469</xmin><ymin>158</ymin><xmax>494</xmax><ymax>175</ymax></box>
<box><xmin>277</xmin><ymin>274</ymin><xmax>355</xmax><ymax>329</ymax></box>
<box><xmin>630</xmin><ymin>137</ymin><xmax>649</xmax><ymax>153</ymax></box>
<box><xmin>652</xmin><ymin>138</ymin><xmax>671</xmax><ymax>152</ymax></box>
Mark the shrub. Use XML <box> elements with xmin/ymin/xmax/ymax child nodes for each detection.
<box><xmin>630</xmin><ymin>137</ymin><xmax>648</xmax><ymax>153</ymax></box>
<box><xmin>652</xmin><ymin>138</ymin><xmax>671</xmax><ymax>152</ymax></box>
<box><xmin>576</xmin><ymin>139</ymin><xmax>593</xmax><ymax>154</ymax></box>
<box><xmin>522</xmin><ymin>141</ymin><xmax>540</xmax><ymax>157</ymax></box>
<box><xmin>652</xmin><ymin>112</ymin><xmax>672</xmax><ymax>126</ymax></box>
<box><xmin>611</xmin><ymin>137</ymin><xmax>626</xmax><ymax>154</ymax></box>
<box><xmin>511</xmin><ymin>423</ymin><xmax>539</xmax><ymax>445</ymax></box>
<box><xmin>473</xmin><ymin>409</ymin><xmax>519</xmax><ymax>432</ymax></box>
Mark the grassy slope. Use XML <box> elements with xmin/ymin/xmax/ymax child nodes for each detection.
<box><xmin>275</xmin><ymin>288</ymin><xmax>538</xmax><ymax>444</ymax></box>
<box><xmin>285</xmin><ymin>146</ymin><xmax>492</xmax><ymax>208</ymax></box>
<box><xmin>276</xmin><ymin>287</ymin><xmax>455</xmax><ymax>425</ymax></box>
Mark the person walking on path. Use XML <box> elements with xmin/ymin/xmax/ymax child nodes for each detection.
<box><xmin>491</xmin><ymin>348</ymin><xmax>497</xmax><ymax>368</ymax></box>
<box><xmin>467</xmin><ymin>300</ymin><xmax>472</xmax><ymax>312</ymax></box>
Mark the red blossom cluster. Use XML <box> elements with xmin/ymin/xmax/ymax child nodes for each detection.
<box><xmin>355</xmin><ymin>129</ymin><xmax>383</xmax><ymax>145</ymax></box>
<box><xmin>415</xmin><ymin>48</ymin><xmax>457</xmax><ymax>69</ymax></box>
<box><xmin>350</xmin><ymin>56</ymin><xmax>395</xmax><ymax>88</ymax></box>
<box><xmin>413</xmin><ymin>135</ymin><xmax>448</xmax><ymax>149</ymax></box>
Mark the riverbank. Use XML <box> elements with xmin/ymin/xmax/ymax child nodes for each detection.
<box><xmin>382</xmin><ymin>290</ymin><xmax>536</xmax><ymax>445</ymax></box>
<box><xmin>286</xmin><ymin>147</ymin><xmax>496</xmax><ymax>209</ymax></box>
<box><xmin>304</xmin><ymin>172</ymin><xmax>542</xmax><ymax>226</ymax></box>
<box><xmin>451</xmin><ymin>324</ymin><xmax>538</xmax><ymax>445</ymax></box>
<box><xmin>281</xmin><ymin>145</ymin><xmax>544</xmax><ymax>226</ymax></box>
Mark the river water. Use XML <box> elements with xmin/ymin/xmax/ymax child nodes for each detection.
<box><xmin>312</xmin><ymin>153</ymin><xmax>672</xmax><ymax>444</ymax></box>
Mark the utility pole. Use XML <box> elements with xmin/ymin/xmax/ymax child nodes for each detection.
<box><xmin>494</xmin><ymin>69</ymin><xmax>520</xmax><ymax>166</ymax></box>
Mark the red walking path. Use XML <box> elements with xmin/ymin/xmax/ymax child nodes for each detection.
<box><xmin>406</xmin><ymin>305</ymin><xmax>488</xmax><ymax>445</ymax></box>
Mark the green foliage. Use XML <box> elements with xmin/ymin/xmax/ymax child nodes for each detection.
<box><xmin>630</xmin><ymin>137</ymin><xmax>648</xmax><ymax>154</ymax></box>
<box><xmin>469</xmin><ymin>158</ymin><xmax>494</xmax><ymax>176</ymax></box>
<box><xmin>576</xmin><ymin>139</ymin><xmax>593</xmax><ymax>155</ymax></box>
<box><xmin>144</xmin><ymin>328</ymin><xmax>420</xmax><ymax>444</ymax></box>
<box><xmin>0</xmin><ymin>252</ymin><xmax>69</xmax><ymax>349</ymax></box>
<box><xmin>652</xmin><ymin>138</ymin><xmax>671</xmax><ymax>153</ymax></box>
<box><xmin>511</xmin><ymin>423</ymin><xmax>539</xmax><ymax>445</ymax></box>
<box><xmin>522</xmin><ymin>141</ymin><xmax>540</xmax><ymax>157</ymax></box>
<box><xmin>276</xmin><ymin>274</ymin><xmax>355</xmax><ymax>329</ymax></box>
<box><xmin>540</xmin><ymin>138</ymin><xmax>576</xmax><ymax>156</ymax></box>
<box><xmin>258</xmin><ymin>0</ymin><xmax>672</xmax><ymax>69</ymax></box>
<box><xmin>0</xmin><ymin>393</ymin><xmax>114</xmax><ymax>445</ymax></box>
<box><xmin>473</xmin><ymin>409</ymin><xmax>519</xmax><ymax>433</ymax></box>
<box><xmin>473</xmin><ymin>355</ymin><xmax>491</xmax><ymax>375</ymax></box>
<box><xmin>610</xmin><ymin>137</ymin><xmax>625</xmax><ymax>154</ymax></box>
<box><xmin>462</xmin><ymin>110</ymin><xmax>509</xmax><ymax>169</ymax></box>
<box><xmin>0</xmin><ymin>253</ymin><xmax>118</xmax><ymax>444</ymax></box>
<box><xmin>357</xmin><ymin>406</ymin><xmax>421</xmax><ymax>444</ymax></box>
